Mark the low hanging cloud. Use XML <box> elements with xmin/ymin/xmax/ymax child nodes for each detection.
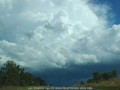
<box><xmin>0</xmin><ymin>0</ymin><xmax>120</xmax><ymax>72</ymax></box>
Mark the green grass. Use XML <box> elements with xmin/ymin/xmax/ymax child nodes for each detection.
<box><xmin>0</xmin><ymin>86</ymin><xmax>49</xmax><ymax>90</ymax></box>
<box><xmin>73</xmin><ymin>77</ymin><xmax>120</xmax><ymax>90</ymax></box>
<box><xmin>1</xmin><ymin>77</ymin><xmax>120</xmax><ymax>90</ymax></box>
<box><xmin>0</xmin><ymin>86</ymin><xmax>119</xmax><ymax>90</ymax></box>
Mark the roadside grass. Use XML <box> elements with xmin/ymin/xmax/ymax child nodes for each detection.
<box><xmin>73</xmin><ymin>77</ymin><xmax>120</xmax><ymax>90</ymax></box>
<box><xmin>1</xmin><ymin>77</ymin><xmax>120</xmax><ymax>90</ymax></box>
<box><xmin>0</xmin><ymin>86</ymin><xmax>49</xmax><ymax>90</ymax></box>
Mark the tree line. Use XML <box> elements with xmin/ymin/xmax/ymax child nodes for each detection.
<box><xmin>0</xmin><ymin>60</ymin><xmax>46</xmax><ymax>87</ymax></box>
<box><xmin>74</xmin><ymin>69</ymin><xmax>117</xmax><ymax>85</ymax></box>
<box><xmin>87</xmin><ymin>69</ymin><xmax>117</xmax><ymax>83</ymax></box>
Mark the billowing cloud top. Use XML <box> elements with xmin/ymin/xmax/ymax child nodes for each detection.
<box><xmin>0</xmin><ymin>0</ymin><xmax>120</xmax><ymax>72</ymax></box>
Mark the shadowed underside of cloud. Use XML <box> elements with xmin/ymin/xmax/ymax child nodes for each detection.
<box><xmin>0</xmin><ymin>0</ymin><xmax>120</xmax><ymax>85</ymax></box>
<box><xmin>33</xmin><ymin>62</ymin><xmax>120</xmax><ymax>86</ymax></box>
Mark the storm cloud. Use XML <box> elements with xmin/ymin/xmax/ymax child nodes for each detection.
<box><xmin>0</xmin><ymin>0</ymin><xmax>120</xmax><ymax>86</ymax></box>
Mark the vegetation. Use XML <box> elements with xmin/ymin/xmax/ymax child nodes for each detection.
<box><xmin>0</xmin><ymin>86</ymin><xmax>50</xmax><ymax>90</ymax></box>
<box><xmin>73</xmin><ymin>69</ymin><xmax>119</xmax><ymax>90</ymax></box>
<box><xmin>83</xmin><ymin>69</ymin><xmax>117</xmax><ymax>84</ymax></box>
<box><xmin>92</xmin><ymin>71</ymin><xmax>101</xmax><ymax>82</ymax></box>
<box><xmin>0</xmin><ymin>60</ymin><xmax>46</xmax><ymax>87</ymax></box>
<box><xmin>1</xmin><ymin>60</ymin><xmax>119</xmax><ymax>90</ymax></box>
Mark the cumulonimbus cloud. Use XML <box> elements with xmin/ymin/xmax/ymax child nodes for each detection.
<box><xmin>0</xmin><ymin>0</ymin><xmax>120</xmax><ymax>71</ymax></box>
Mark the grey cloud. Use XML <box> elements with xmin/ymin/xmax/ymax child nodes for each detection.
<box><xmin>32</xmin><ymin>62</ymin><xmax>120</xmax><ymax>86</ymax></box>
<box><xmin>0</xmin><ymin>0</ymin><xmax>120</xmax><ymax>86</ymax></box>
<box><xmin>0</xmin><ymin>0</ymin><xmax>119</xmax><ymax>78</ymax></box>
<box><xmin>25</xmin><ymin>30</ymin><xmax>34</xmax><ymax>40</ymax></box>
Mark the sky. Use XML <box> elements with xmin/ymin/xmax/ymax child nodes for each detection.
<box><xmin>0</xmin><ymin>0</ymin><xmax>120</xmax><ymax>86</ymax></box>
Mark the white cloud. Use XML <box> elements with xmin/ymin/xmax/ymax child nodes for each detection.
<box><xmin>0</xmin><ymin>0</ymin><xmax>119</xmax><ymax>71</ymax></box>
<box><xmin>19</xmin><ymin>11</ymin><xmax>53</xmax><ymax>23</ymax></box>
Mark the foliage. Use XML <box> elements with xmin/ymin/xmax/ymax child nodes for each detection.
<box><xmin>0</xmin><ymin>60</ymin><xmax>46</xmax><ymax>87</ymax></box>
<box><xmin>80</xmin><ymin>81</ymin><xmax>84</xmax><ymax>85</ymax></box>
<box><xmin>92</xmin><ymin>71</ymin><xmax>101</xmax><ymax>82</ymax></box>
<box><xmin>87</xmin><ymin>78</ymin><xmax>94</xmax><ymax>83</ymax></box>
<box><xmin>111</xmin><ymin>69</ymin><xmax>117</xmax><ymax>78</ymax></box>
<box><xmin>101</xmin><ymin>72</ymin><xmax>110</xmax><ymax>80</ymax></box>
<box><xmin>73</xmin><ymin>69</ymin><xmax>119</xmax><ymax>90</ymax></box>
<box><xmin>101</xmin><ymin>70</ymin><xmax>117</xmax><ymax>81</ymax></box>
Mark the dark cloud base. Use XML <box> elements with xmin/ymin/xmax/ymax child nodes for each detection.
<box><xmin>32</xmin><ymin>62</ymin><xmax>120</xmax><ymax>86</ymax></box>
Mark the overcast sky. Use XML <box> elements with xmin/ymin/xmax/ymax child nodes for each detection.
<box><xmin>0</xmin><ymin>0</ymin><xmax>120</xmax><ymax>86</ymax></box>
